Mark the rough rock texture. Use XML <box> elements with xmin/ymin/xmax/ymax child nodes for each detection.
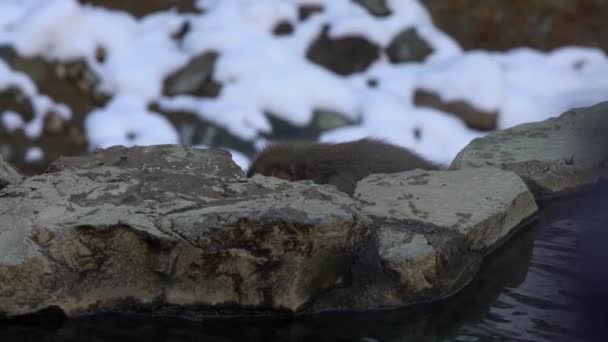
<box><xmin>0</xmin><ymin>145</ymin><xmax>370</xmax><ymax>317</ymax></box>
<box><xmin>451</xmin><ymin>101</ymin><xmax>608</xmax><ymax>198</ymax></box>
<box><xmin>0</xmin><ymin>154</ymin><xmax>21</xmax><ymax>189</ymax></box>
<box><xmin>310</xmin><ymin>168</ymin><xmax>537</xmax><ymax>309</ymax></box>
<box><xmin>0</xmin><ymin>143</ymin><xmax>540</xmax><ymax>318</ymax></box>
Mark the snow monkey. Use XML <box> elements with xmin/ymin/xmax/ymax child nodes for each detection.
<box><xmin>247</xmin><ymin>138</ymin><xmax>438</xmax><ymax>195</ymax></box>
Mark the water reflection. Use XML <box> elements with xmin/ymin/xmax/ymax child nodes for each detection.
<box><xmin>2</xmin><ymin>184</ymin><xmax>606</xmax><ymax>342</ymax></box>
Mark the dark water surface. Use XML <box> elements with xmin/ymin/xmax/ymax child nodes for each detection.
<box><xmin>2</xmin><ymin>184</ymin><xmax>606</xmax><ymax>342</ymax></box>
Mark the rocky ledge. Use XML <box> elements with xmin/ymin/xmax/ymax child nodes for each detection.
<box><xmin>451</xmin><ymin>101</ymin><xmax>608</xmax><ymax>198</ymax></box>
<box><xmin>0</xmin><ymin>101</ymin><xmax>606</xmax><ymax>318</ymax></box>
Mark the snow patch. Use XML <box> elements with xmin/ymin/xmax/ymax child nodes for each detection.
<box><xmin>0</xmin><ymin>0</ymin><xmax>606</xmax><ymax>167</ymax></box>
<box><xmin>24</xmin><ymin>146</ymin><xmax>44</xmax><ymax>162</ymax></box>
<box><xmin>1</xmin><ymin>111</ymin><xmax>24</xmax><ymax>132</ymax></box>
<box><xmin>85</xmin><ymin>95</ymin><xmax>179</xmax><ymax>150</ymax></box>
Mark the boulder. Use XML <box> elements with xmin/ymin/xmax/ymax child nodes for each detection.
<box><xmin>311</xmin><ymin>167</ymin><xmax>537</xmax><ymax>309</ymax></box>
<box><xmin>0</xmin><ymin>145</ymin><xmax>370</xmax><ymax>317</ymax></box>
<box><xmin>451</xmin><ymin>101</ymin><xmax>608</xmax><ymax>198</ymax></box>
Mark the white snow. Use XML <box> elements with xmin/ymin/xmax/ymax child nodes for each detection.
<box><xmin>417</xmin><ymin>52</ymin><xmax>505</xmax><ymax>112</ymax></box>
<box><xmin>85</xmin><ymin>95</ymin><xmax>179</xmax><ymax>150</ymax></box>
<box><xmin>0</xmin><ymin>0</ymin><xmax>607</xmax><ymax>167</ymax></box>
<box><xmin>1</xmin><ymin>110</ymin><xmax>24</xmax><ymax>132</ymax></box>
<box><xmin>24</xmin><ymin>146</ymin><xmax>44</xmax><ymax>162</ymax></box>
<box><xmin>227</xmin><ymin>148</ymin><xmax>250</xmax><ymax>171</ymax></box>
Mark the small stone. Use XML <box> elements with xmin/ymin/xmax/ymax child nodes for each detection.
<box><xmin>272</xmin><ymin>21</ymin><xmax>294</xmax><ymax>35</ymax></box>
<box><xmin>171</xmin><ymin>20</ymin><xmax>191</xmax><ymax>41</ymax></box>
<box><xmin>306</xmin><ymin>25</ymin><xmax>380</xmax><ymax>75</ymax></box>
<box><xmin>95</xmin><ymin>46</ymin><xmax>106</xmax><ymax>63</ymax></box>
<box><xmin>352</xmin><ymin>0</ymin><xmax>392</xmax><ymax>17</ymax></box>
<box><xmin>298</xmin><ymin>5</ymin><xmax>323</xmax><ymax>21</ymax></box>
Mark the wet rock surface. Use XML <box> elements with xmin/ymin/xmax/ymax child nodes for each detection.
<box><xmin>451</xmin><ymin>101</ymin><xmax>608</xmax><ymax>198</ymax></box>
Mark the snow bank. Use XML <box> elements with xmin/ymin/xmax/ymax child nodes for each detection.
<box><xmin>0</xmin><ymin>0</ymin><xmax>606</xmax><ymax>166</ymax></box>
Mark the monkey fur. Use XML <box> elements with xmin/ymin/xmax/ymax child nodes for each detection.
<box><xmin>247</xmin><ymin>138</ymin><xmax>439</xmax><ymax>195</ymax></box>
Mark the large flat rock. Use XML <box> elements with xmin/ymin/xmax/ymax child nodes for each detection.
<box><xmin>451</xmin><ymin>101</ymin><xmax>608</xmax><ymax>198</ymax></box>
<box><xmin>358</xmin><ymin>168</ymin><xmax>537</xmax><ymax>251</ymax></box>
<box><xmin>311</xmin><ymin>167</ymin><xmax>537</xmax><ymax>309</ymax></box>
<box><xmin>0</xmin><ymin>145</ymin><xmax>369</xmax><ymax>317</ymax></box>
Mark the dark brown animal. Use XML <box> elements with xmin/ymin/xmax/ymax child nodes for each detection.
<box><xmin>247</xmin><ymin>138</ymin><xmax>438</xmax><ymax>195</ymax></box>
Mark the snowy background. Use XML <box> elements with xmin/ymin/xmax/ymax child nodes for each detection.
<box><xmin>1</xmin><ymin>0</ymin><xmax>607</xmax><ymax>171</ymax></box>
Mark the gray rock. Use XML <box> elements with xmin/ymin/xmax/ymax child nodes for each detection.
<box><xmin>163</xmin><ymin>52</ymin><xmax>220</xmax><ymax>97</ymax></box>
<box><xmin>312</xmin><ymin>167</ymin><xmax>537</xmax><ymax>309</ymax></box>
<box><xmin>0</xmin><ymin>154</ymin><xmax>21</xmax><ymax>189</ymax></box>
<box><xmin>352</xmin><ymin>0</ymin><xmax>391</xmax><ymax>17</ymax></box>
<box><xmin>377</xmin><ymin>228</ymin><xmax>437</xmax><ymax>294</ymax></box>
<box><xmin>0</xmin><ymin>144</ymin><xmax>541</xmax><ymax>317</ymax></box>
<box><xmin>451</xmin><ymin>101</ymin><xmax>608</xmax><ymax>197</ymax></box>
<box><xmin>0</xmin><ymin>145</ymin><xmax>369</xmax><ymax>317</ymax></box>
<box><xmin>386</xmin><ymin>28</ymin><xmax>434</xmax><ymax>64</ymax></box>
<box><xmin>313</xmin><ymin>109</ymin><xmax>355</xmax><ymax>132</ymax></box>
<box><xmin>357</xmin><ymin>168</ymin><xmax>537</xmax><ymax>250</ymax></box>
